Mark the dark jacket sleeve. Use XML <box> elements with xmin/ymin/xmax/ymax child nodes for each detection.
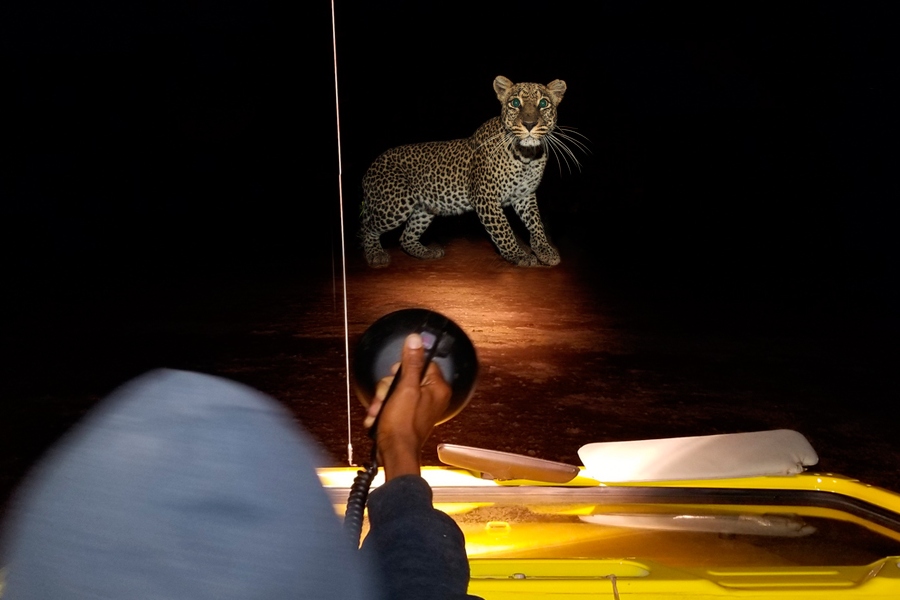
<box><xmin>361</xmin><ymin>475</ymin><xmax>482</xmax><ymax>600</ymax></box>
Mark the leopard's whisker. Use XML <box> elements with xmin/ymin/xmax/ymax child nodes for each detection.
<box><xmin>505</xmin><ymin>132</ymin><xmax>517</xmax><ymax>154</ymax></box>
<box><xmin>554</xmin><ymin>127</ymin><xmax>592</xmax><ymax>155</ymax></box>
<box><xmin>544</xmin><ymin>130</ymin><xmax>585</xmax><ymax>174</ymax></box>
<box><xmin>541</xmin><ymin>138</ymin><xmax>560</xmax><ymax>176</ymax></box>
<box><xmin>492</xmin><ymin>131</ymin><xmax>516</xmax><ymax>159</ymax></box>
<box><xmin>545</xmin><ymin>136</ymin><xmax>577</xmax><ymax>175</ymax></box>
<box><xmin>557</xmin><ymin>125</ymin><xmax>592</xmax><ymax>143</ymax></box>
<box><xmin>475</xmin><ymin>129</ymin><xmax>503</xmax><ymax>148</ymax></box>
<box><xmin>477</xmin><ymin>130</ymin><xmax>512</xmax><ymax>159</ymax></box>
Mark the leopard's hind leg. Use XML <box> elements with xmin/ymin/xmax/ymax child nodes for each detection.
<box><xmin>400</xmin><ymin>207</ymin><xmax>445</xmax><ymax>260</ymax></box>
<box><xmin>359</xmin><ymin>188</ymin><xmax>418</xmax><ymax>268</ymax></box>
<box><xmin>360</xmin><ymin>218</ymin><xmax>391</xmax><ymax>268</ymax></box>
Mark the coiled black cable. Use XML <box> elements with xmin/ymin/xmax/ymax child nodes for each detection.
<box><xmin>343</xmin><ymin>459</ymin><xmax>378</xmax><ymax>548</ymax></box>
<box><xmin>343</xmin><ymin>366</ymin><xmax>400</xmax><ymax>549</ymax></box>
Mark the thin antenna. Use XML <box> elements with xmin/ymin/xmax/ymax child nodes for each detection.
<box><xmin>330</xmin><ymin>0</ymin><xmax>353</xmax><ymax>466</ymax></box>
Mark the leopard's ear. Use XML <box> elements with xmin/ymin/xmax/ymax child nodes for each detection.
<box><xmin>493</xmin><ymin>76</ymin><xmax>514</xmax><ymax>102</ymax></box>
<box><xmin>546</xmin><ymin>79</ymin><xmax>567</xmax><ymax>104</ymax></box>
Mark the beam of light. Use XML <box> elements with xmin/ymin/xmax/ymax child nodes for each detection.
<box><xmin>337</xmin><ymin>248</ymin><xmax>601</xmax><ymax>357</ymax></box>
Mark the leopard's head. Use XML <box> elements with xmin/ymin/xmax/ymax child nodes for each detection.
<box><xmin>494</xmin><ymin>76</ymin><xmax>567</xmax><ymax>148</ymax></box>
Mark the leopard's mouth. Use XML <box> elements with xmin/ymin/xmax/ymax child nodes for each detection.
<box><xmin>518</xmin><ymin>136</ymin><xmax>542</xmax><ymax>148</ymax></box>
<box><xmin>513</xmin><ymin>143</ymin><xmax>544</xmax><ymax>162</ymax></box>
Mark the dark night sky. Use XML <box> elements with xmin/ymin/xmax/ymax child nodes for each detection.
<box><xmin>1</xmin><ymin>1</ymin><xmax>897</xmax><ymax>306</ymax></box>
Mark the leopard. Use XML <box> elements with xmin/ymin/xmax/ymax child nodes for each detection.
<box><xmin>359</xmin><ymin>75</ymin><xmax>583</xmax><ymax>268</ymax></box>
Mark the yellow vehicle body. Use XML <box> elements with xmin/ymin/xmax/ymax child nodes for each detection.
<box><xmin>320</xmin><ymin>466</ymin><xmax>900</xmax><ymax>599</ymax></box>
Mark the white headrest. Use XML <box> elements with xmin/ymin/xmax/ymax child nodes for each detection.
<box><xmin>578</xmin><ymin>429</ymin><xmax>818</xmax><ymax>482</ymax></box>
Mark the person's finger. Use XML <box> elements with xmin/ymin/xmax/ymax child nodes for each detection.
<box><xmin>373</xmin><ymin>374</ymin><xmax>394</xmax><ymax>403</ymax></box>
<box><xmin>366</xmin><ymin>334</ymin><xmax>434</xmax><ymax>432</ymax></box>
<box><xmin>420</xmin><ymin>361</ymin><xmax>444</xmax><ymax>387</ymax></box>
<box><xmin>398</xmin><ymin>334</ymin><xmax>425</xmax><ymax>384</ymax></box>
<box><xmin>365</xmin><ymin>368</ymin><xmax>396</xmax><ymax>429</ymax></box>
<box><xmin>363</xmin><ymin>397</ymin><xmax>382</xmax><ymax>429</ymax></box>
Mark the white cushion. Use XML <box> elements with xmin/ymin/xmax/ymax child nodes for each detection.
<box><xmin>578</xmin><ymin>429</ymin><xmax>818</xmax><ymax>482</ymax></box>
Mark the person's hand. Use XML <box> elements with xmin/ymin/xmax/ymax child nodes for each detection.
<box><xmin>364</xmin><ymin>333</ymin><xmax>452</xmax><ymax>480</ymax></box>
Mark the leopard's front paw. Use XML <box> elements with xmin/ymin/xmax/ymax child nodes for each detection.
<box><xmin>401</xmin><ymin>240</ymin><xmax>445</xmax><ymax>260</ymax></box>
<box><xmin>508</xmin><ymin>253</ymin><xmax>540</xmax><ymax>267</ymax></box>
<box><xmin>366</xmin><ymin>249</ymin><xmax>391</xmax><ymax>268</ymax></box>
<box><xmin>420</xmin><ymin>244</ymin><xmax>446</xmax><ymax>260</ymax></box>
<box><xmin>535</xmin><ymin>246</ymin><xmax>561</xmax><ymax>266</ymax></box>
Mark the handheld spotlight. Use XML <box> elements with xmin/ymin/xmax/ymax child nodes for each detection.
<box><xmin>344</xmin><ymin>309</ymin><xmax>478</xmax><ymax>547</ymax></box>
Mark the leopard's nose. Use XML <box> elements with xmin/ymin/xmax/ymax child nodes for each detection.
<box><xmin>523</xmin><ymin>120</ymin><xmax>537</xmax><ymax>131</ymax></box>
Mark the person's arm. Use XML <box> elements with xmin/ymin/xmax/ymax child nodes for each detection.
<box><xmin>360</xmin><ymin>333</ymin><xmax>482</xmax><ymax>600</ymax></box>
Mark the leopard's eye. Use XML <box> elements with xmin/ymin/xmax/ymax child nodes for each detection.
<box><xmin>510</xmin><ymin>98</ymin><xmax>521</xmax><ymax>108</ymax></box>
<box><xmin>539</xmin><ymin>98</ymin><xmax>549</xmax><ymax>109</ymax></box>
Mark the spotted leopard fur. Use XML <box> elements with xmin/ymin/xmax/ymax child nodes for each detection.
<box><xmin>360</xmin><ymin>76</ymin><xmax>570</xmax><ymax>268</ymax></box>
